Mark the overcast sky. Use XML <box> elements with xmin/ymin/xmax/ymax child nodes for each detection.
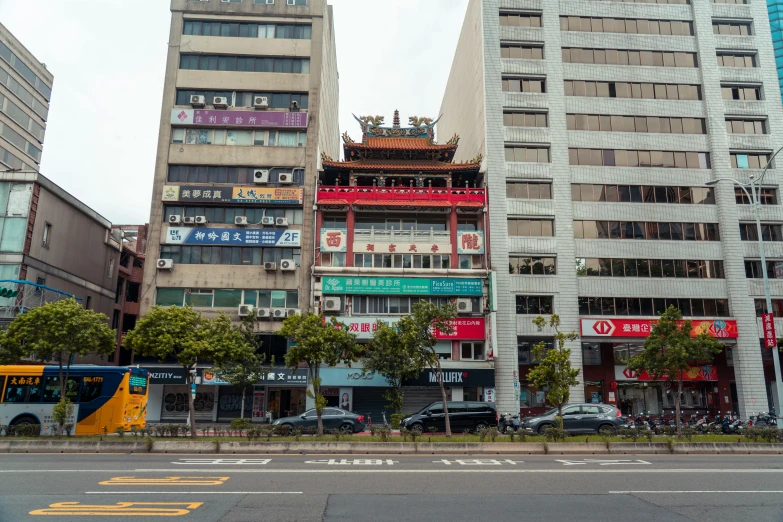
<box><xmin>0</xmin><ymin>0</ymin><xmax>468</xmax><ymax>224</ymax></box>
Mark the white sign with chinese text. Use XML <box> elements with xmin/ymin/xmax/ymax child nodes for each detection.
<box><xmin>457</xmin><ymin>231</ymin><xmax>484</xmax><ymax>254</ymax></box>
<box><xmin>354</xmin><ymin>243</ymin><xmax>451</xmax><ymax>254</ymax></box>
<box><xmin>320</xmin><ymin>228</ymin><xmax>347</xmax><ymax>252</ymax></box>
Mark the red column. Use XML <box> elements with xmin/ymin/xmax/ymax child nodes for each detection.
<box><xmin>450</xmin><ymin>206</ymin><xmax>458</xmax><ymax>267</ymax></box>
<box><xmin>315</xmin><ymin>210</ymin><xmax>324</xmax><ymax>267</ymax></box>
<box><xmin>346</xmin><ymin>207</ymin><xmax>355</xmax><ymax>267</ymax></box>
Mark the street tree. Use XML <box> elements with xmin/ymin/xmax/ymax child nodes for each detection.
<box><xmin>3</xmin><ymin>299</ymin><xmax>115</xmax><ymax>425</ymax></box>
<box><xmin>124</xmin><ymin>306</ymin><xmax>255</xmax><ymax>437</ymax></box>
<box><xmin>626</xmin><ymin>305</ymin><xmax>721</xmax><ymax>437</ymax></box>
<box><xmin>280</xmin><ymin>312</ymin><xmax>359</xmax><ymax>436</ymax></box>
<box><xmin>395</xmin><ymin>301</ymin><xmax>457</xmax><ymax>436</ymax></box>
<box><xmin>528</xmin><ymin>314</ymin><xmax>581</xmax><ymax>421</ymax></box>
<box><xmin>363</xmin><ymin>320</ymin><xmax>427</xmax><ymax>415</ymax></box>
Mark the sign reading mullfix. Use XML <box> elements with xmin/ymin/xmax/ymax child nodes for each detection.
<box><xmin>403</xmin><ymin>368</ymin><xmax>494</xmax><ymax>387</ymax></box>
<box><xmin>171</xmin><ymin>108</ymin><xmax>308</xmax><ymax>128</ymax></box>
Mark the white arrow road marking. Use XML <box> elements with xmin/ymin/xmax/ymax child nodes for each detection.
<box><xmin>433</xmin><ymin>459</ymin><xmax>524</xmax><ymax>466</ymax></box>
<box><xmin>304</xmin><ymin>459</ymin><xmax>398</xmax><ymax>465</ymax></box>
<box><xmin>556</xmin><ymin>459</ymin><xmax>651</xmax><ymax>466</ymax></box>
<box><xmin>173</xmin><ymin>459</ymin><xmax>271</xmax><ymax>465</ymax></box>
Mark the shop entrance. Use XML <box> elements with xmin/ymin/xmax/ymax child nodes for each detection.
<box><xmin>267</xmin><ymin>387</ymin><xmax>306</xmax><ymax>420</ymax></box>
<box><xmin>618</xmin><ymin>384</ymin><xmax>662</xmax><ymax>416</ymax></box>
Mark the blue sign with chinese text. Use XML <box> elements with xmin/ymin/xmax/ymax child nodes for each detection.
<box><xmin>166</xmin><ymin>227</ymin><xmax>300</xmax><ymax>247</ymax></box>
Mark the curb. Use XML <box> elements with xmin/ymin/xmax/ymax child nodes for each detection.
<box><xmin>546</xmin><ymin>443</ymin><xmax>608</xmax><ymax>455</ymax></box>
<box><xmin>608</xmin><ymin>442</ymin><xmax>670</xmax><ymax>454</ymax></box>
<box><xmin>218</xmin><ymin>441</ymin><xmax>547</xmax><ymax>454</ymax></box>
<box><xmin>151</xmin><ymin>441</ymin><xmax>219</xmax><ymax>454</ymax></box>
<box><xmin>6</xmin><ymin>440</ymin><xmax>148</xmax><ymax>453</ymax></box>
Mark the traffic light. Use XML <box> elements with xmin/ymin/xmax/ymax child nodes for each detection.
<box><xmin>0</xmin><ymin>287</ymin><xmax>18</xmax><ymax>298</ymax></box>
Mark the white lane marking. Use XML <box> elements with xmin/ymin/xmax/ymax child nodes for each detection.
<box><xmin>174</xmin><ymin>459</ymin><xmax>271</xmax><ymax>465</ymax></box>
<box><xmin>610</xmin><ymin>490</ymin><xmax>783</xmax><ymax>494</ymax></box>
<box><xmin>2</xmin><ymin>468</ymin><xmax>783</xmax><ymax>474</ymax></box>
<box><xmin>304</xmin><ymin>459</ymin><xmax>398</xmax><ymax>465</ymax></box>
<box><xmin>556</xmin><ymin>459</ymin><xmax>651</xmax><ymax>466</ymax></box>
<box><xmin>86</xmin><ymin>491</ymin><xmax>302</xmax><ymax>495</ymax></box>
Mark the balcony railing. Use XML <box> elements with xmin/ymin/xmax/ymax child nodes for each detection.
<box><xmin>353</xmin><ymin>229</ymin><xmax>451</xmax><ymax>244</ymax></box>
<box><xmin>317</xmin><ymin>186</ymin><xmax>485</xmax><ymax>203</ymax></box>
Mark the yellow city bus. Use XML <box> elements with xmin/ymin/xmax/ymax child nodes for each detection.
<box><xmin>0</xmin><ymin>365</ymin><xmax>149</xmax><ymax>435</ymax></box>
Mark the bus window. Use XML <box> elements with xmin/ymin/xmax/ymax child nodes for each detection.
<box><xmin>42</xmin><ymin>377</ymin><xmax>81</xmax><ymax>403</ymax></box>
<box><xmin>0</xmin><ymin>376</ymin><xmax>5</xmax><ymax>399</ymax></box>
<box><xmin>3</xmin><ymin>376</ymin><xmax>42</xmax><ymax>403</ymax></box>
<box><xmin>79</xmin><ymin>376</ymin><xmax>103</xmax><ymax>403</ymax></box>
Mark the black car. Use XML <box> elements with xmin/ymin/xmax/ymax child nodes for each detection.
<box><xmin>400</xmin><ymin>401</ymin><xmax>497</xmax><ymax>433</ymax></box>
<box><xmin>272</xmin><ymin>408</ymin><xmax>366</xmax><ymax>434</ymax></box>
<box><xmin>521</xmin><ymin>403</ymin><xmax>624</xmax><ymax>434</ymax></box>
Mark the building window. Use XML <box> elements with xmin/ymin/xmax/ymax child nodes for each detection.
<box><xmin>582</xmin><ymin>343</ymin><xmax>602</xmax><ymax>365</ymax></box>
<box><xmin>503</xmin><ymin>112</ymin><xmax>547</xmax><ymax>128</ymax></box>
<box><xmin>515</xmin><ymin>296</ymin><xmax>553</xmax><ymax>315</ymax></box>
<box><xmin>170</xmin><ymin>128</ymin><xmax>306</xmax><ymax>148</ymax></box>
<box><xmin>107</xmin><ymin>258</ymin><xmax>114</xmax><ymax>278</ymax></box>
<box><xmin>352</xmin><ymin>253</ymin><xmax>450</xmax><ymax>270</ymax></box>
<box><xmin>175</xmin><ymin>90</ymin><xmax>308</xmax><ymax>109</ymax></box>
<box><xmin>745</xmin><ymin>260</ymin><xmax>782</xmax><ymax>278</ymax></box>
<box><xmin>509</xmin><ymin>256</ymin><xmax>556</xmax><ymax>275</ymax></box>
<box><xmin>576</xmin><ymin>258</ymin><xmax>724</xmax><ymax>278</ymax></box>
<box><xmin>565</xmin><ymin>80</ymin><xmax>701</xmax><ymax>101</ymax></box>
<box><xmin>167</xmin><ymin>165</ymin><xmax>304</xmax><ymax>185</ymax></box>
<box><xmin>42</xmin><ymin>222</ymin><xmax>52</xmax><ymax>248</ymax></box>
<box><xmin>504</xmin><ymin>146</ymin><xmax>550</xmax><ymax>163</ymax></box>
<box><xmin>125</xmin><ymin>282</ymin><xmax>140</xmax><ymax>303</ymax></box>
<box><xmin>572</xmin><ymin>184</ymin><xmax>714</xmax><ymax>204</ymax></box>
<box><xmin>499</xmin><ymin>13</ymin><xmax>541</xmax><ymax>27</ymax></box>
<box><xmin>86</xmin><ymin>296</ymin><xmax>92</xmax><ymax>310</ymax></box>
<box><xmin>711</xmin><ymin>0</ymin><xmax>746</xmax><ymax>3</ymax></box>
<box><xmin>560</xmin><ymin>17</ymin><xmax>693</xmax><ymax>36</ymax></box>
<box><xmin>730</xmin><ymin>152</ymin><xmax>770</xmax><ymax>169</ymax></box>
<box><xmin>567</xmin><ymin>114</ymin><xmax>706</xmax><ymax>135</ymax></box>
<box><xmin>578</xmin><ymin>297</ymin><xmax>730</xmax><ymax>317</ymax></box>
<box><xmin>726</xmin><ymin>119</ymin><xmax>766</xmax><ymax>135</ymax></box>
<box><xmin>739</xmin><ymin>223</ymin><xmax>782</xmax><ymax>242</ymax></box>
<box><xmin>0</xmin><ymin>122</ymin><xmax>41</xmax><ymax>163</ymax></box>
<box><xmin>287</xmin><ymin>0</ymin><xmax>307</xmax><ymax>5</ymax></box>
<box><xmin>736</xmin><ymin>187</ymin><xmax>776</xmax><ymax>205</ymax></box>
<box><xmin>460</xmin><ymin>342</ymin><xmax>485</xmax><ymax>361</ymax></box>
<box><xmin>183</xmin><ymin>21</ymin><xmax>311</xmax><ymax>39</ymax></box>
<box><xmin>713</xmin><ymin>21</ymin><xmax>752</xmax><ymax>36</ymax></box>
<box><xmin>320</xmin><ymin>252</ymin><xmax>346</xmax><ymax>267</ymax></box>
<box><xmin>569</xmin><ymin>148</ymin><xmax>710</xmax><ymax>169</ymax></box>
<box><xmin>508</xmin><ymin>219</ymin><xmax>554</xmax><ymax>237</ymax></box>
<box><xmin>518</xmin><ymin>337</ymin><xmax>552</xmax><ymax>365</ymax></box>
<box><xmin>156</xmin><ymin>288</ymin><xmax>298</xmax><ymax>308</ymax></box>
<box><xmin>501</xmin><ymin>44</ymin><xmax>543</xmax><ymax>59</ymax></box>
<box><xmin>0</xmin><ymin>68</ymin><xmax>49</xmax><ymax>120</ymax></box>
<box><xmin>755</xmin><ymin>299</ymin><xmax>783</xmax><ymax>317</ymax></box>
<box><xmin>574</xmin><ymin>221</ymin><xmax>720</xmax><ymax>241</ymax></box>
<box><xmin>0</xmin><ymin>40</ymin><xmax>52</xmax><ymax>100</ymax></box>
<box><xmin>721</xmin><ymin>85</ymin><xmax>761</xmax><ymax>101</ymax></box>
<box><xmin>562</xmin><ymin>48</ymin><xmax>697</xmax><ymax>67</ymax></box>
<box><xmin>501</xmin><ymin>77</ymin><xmax>545</xmax><ymax>93</ymax></box>
<box><xmin>159</xmin><ymin>246</ymin><xmax>301</xmax><ymax>266</ymax></box>
<box><xmin>717</xmin><ymin>53</ymin><xmax>756</xmax><ymax>68</ymax></box>
<box><xmin>506</xmin><ymin>182</ymin><xmax>551</xmax><ymax>199</ymax></box>
<box><xmin>179</xmin><ymin>54</ymin><xmax>310</xmax><ymax>74</ymax></box>
<box><xmin>164</xmin><ymin>206</ymin><xmax>304</xmax><ymax>225</ymax></box>
<box><xmin>352</xmin><ymin>296</ymin><xmax>458</xmax><ymax>315</ymax></box>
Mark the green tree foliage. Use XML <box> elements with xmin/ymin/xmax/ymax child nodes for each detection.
<box><xmin>52</xmin><ymin>398</ymin><xmax>74</xmax><ymax>435</ymax></box>
<box><xmin>626</xmin><ymin>305</ymin><xmax>721</xmax><ymax>437</ymax></box>
<box><xmin>280</xmin><ymin>312</ymin><xmax>359</xmax><ymax>436</ymax></box>
<box><xmin>394</xmin><ymin>301</ymin><xmax>457</xmax><ymax>436</ymax></box>
<box><xmin>528</xmin><ymin>314</ymin><xmax>581</xmax><ymax>419</ymax></box>
<box><xmin>124</xmin><ymin>306</ymin><xmax>255</xmax><ymax>437</ymax></box>
<box><xmin>363</xmin><ymin>320</ymin><xmax>428</xmax><ymax>415</ymax></box>
<box><xmin>2</xmin><ymin>298</ymin><xmax>114</xmax><ymax>430</ymax></box>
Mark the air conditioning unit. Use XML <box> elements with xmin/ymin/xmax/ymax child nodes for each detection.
<box><xmin>272</xmin><ymin>308</ymin><xmax>286</xmax><ymax>319</ymax></box>
<box><xmin>168</xmin><ymin>215</ymin><xmax>182</xmax><ymax>225</ymax></box>
<box><xmin>261</xmin><ymin>216</ymin><xmax>275</xmax><ymax>226</ymax></box>
<box><xmin>257</xmin><ymin>308</ymin><xmax>272</xmax><ymax>318</ymax></box>
<box><xmin>280</xmin><ymin>259</ymin><xmax>296</xmax><ymax>271</ymax></box>
<box><xmin>278</xmin><ymin>172</ymin><xmax>294</xmax><ymax>185</ymax></box>
<box><xmin>234</xmin><ymin>216</ymin><xmax>248</xmax><ymax>226</ymax></box>
<box><xmin>213</xmin><ymin>96</ymin><xmax>229</xmax><ymax>108</ymax></box>
<box><xmin>182</xmin><ymin>217</ymin><xmax>195</xmax><ymax>225</ymax></box>
<box><xmin>324</xmin><ymin>297</ymin><xmax>342</xmax><ymax>312</ymax></box>
<box><xmin>238</xmin><ymin>305</ymin><xmax>253</xmax><ymax>317</ymax></box>
<box><xmin>287</xmin><ymin>308</ymin><xmax>301</xmax><ymax>317</ymax></box>
<box><xmin>253</xmin><ymin>96</ymin><xmax>269</xmax><ymax>109</ymax></box>
<box><xmin>456</xmin><ymin>298</ymin><xmax>474</xmax><ymax>313</ymax></box>
<box><xmin>290</xmin><ymin>100</ymin><xmax>299</xmax><ymax>111</ymax></box>
<box><xmin>157</xmin><ymin>259</ymin><xmax>174</xmax><ymax>270</ymax></box>
<box><xmin>264</xmin><ymin>262</ymin><xmax>277</xmax><ymax>271</ymax></box>
<box><xmin>190</xmin><ymin>95</ymin><xmax>205</xmax><ymax>107</ymax></box>
<box><xmin>253</xmin><ymin>169</ymin><xmax>270</xmax><ymax>184</ymax></box>
<box><xmin>275</xmin><ymin>217</ymin><xmax>289</xmax><ymax>227</ymax></box>
<box><xmin>195</xmin><ymin>216</ymin><xmax>207</xmax><ymax>224</ymax></box>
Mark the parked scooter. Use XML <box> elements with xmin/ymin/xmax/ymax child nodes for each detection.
<box><xmin>498</xmin><ymin>412</ymin><xmax>521</xmax><ymax>433</ymax></box>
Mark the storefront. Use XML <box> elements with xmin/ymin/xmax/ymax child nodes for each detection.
<box><xmin>142</xmin><ymin>367</ymin><xmax>202</xmax><ymax>423</ymax></box>
<box><xmin>401</xmin><ymin>367</ymin><xmax>495</xmax><ymax>414</ymax></box>
<box><xmin>319</xmin><ymin>367</ymin><xmax>392</xmax><ymax>424</ymax></box>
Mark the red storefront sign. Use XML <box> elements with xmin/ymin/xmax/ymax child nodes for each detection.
<box><xmin>615</xmin><ymin>365</ymin><xmax>718</xmax><ymax>382</ymax></box>
<box><xmin>331</xmin><ymin>316</ymin><xmax>485</xmax><ymax>341</ymax></box>
<box><xmin>580</xmin><ymin>319</ymin><xmax>738</xmax><ymax>339</ymax></box>
<box><xmin>761</xmin><ymin>313</ymin><xmax>777</xmax><ymax>349</ymax></box>
<box><xmin>434</xmin><ymin>318</ymin><xmax>485</xmax><ymax>340</ymax></box>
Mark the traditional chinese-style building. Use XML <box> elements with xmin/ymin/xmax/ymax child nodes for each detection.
<box><xmin>313</xmin><ymin>111</ymin><xmax>496</xmax><ymax>417</ymax></box>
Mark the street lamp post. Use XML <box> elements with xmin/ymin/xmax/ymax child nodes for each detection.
<box><xmin>708</xmin><ymin>156</ymin><xmax>783</xmax><ymax>427</ymax></box>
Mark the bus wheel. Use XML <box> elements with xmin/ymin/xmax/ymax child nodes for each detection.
<box><xmin>9</xmin><ymin>415</ymin><xmax>40</xmax><ymax>436</ymax></box>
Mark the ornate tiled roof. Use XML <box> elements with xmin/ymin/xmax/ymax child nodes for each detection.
<box><xmin>321</xmin><ymin>158</ymin><xmax>480</xmax><ymax>172</ymax></box>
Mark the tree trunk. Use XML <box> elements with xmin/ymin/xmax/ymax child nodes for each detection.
<box><xmin>675</xmin><ymin>379</ymin><xmax>683</xmax><ymax>438</ymax></box>
<box><xmin>314</xmin><ymin>365</ymin><xmax>324</xmax><ymax>436</ymax></box>
<box><xmin>434</xmin><ymin>358</ymin><xmax>451</xmax><ymax>437</ymax></box>
<box><xmin>186</xmin><ymin>372</ymin><xmax>197</xmax><ymax>439</ymax></box>
<box><xmin>240</xmin><ymin>387</ymin><xmax>246</xmax><ymax>419</ymax></box>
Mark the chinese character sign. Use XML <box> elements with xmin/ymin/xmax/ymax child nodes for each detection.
<box><xmin>457</xmin><ymin>231</ymin><xmax>484</xmax><ymax>254</ymax></box>
<box><xmin>322</xmin><ymin>277</ymin><xmax>483</xmax><ymax>296</ymax></box>
<box><xmin>333</xmin><ymin>317</ymin><xmax>486</xmax><ymax>340</ymax></box>
<box><xmin>320</xmin><ymin>229</ymin><xmax>347</xmax><ymax>253</ymax></box>
<box><xmin>162</xmin><ymin>185</ymin><xmax>302</xmax><ymax>205</ymax></box>
<box><xmin>762</xmin><ymin>313</ymin><xmax>777</xmax><ymax>349</ymax></box>
<box><xmin>166</xmin><ymin>228</ymin><xmax>300</xmax><ymax>247</ymax></box>
<box><xmin>580</xmin><ymin>319</ymin><xmax>738</xmax><ymax>339</ymax></box>
<box><xmin>171</xmin><ymin>108</ymin><xmax>308</xmax><ymax>128</ymax></box>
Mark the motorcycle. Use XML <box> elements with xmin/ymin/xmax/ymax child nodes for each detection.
<box><xmin>498</xmin><ymin>412</ymin><xmax>521</xmax><ymax>433</ymax></box>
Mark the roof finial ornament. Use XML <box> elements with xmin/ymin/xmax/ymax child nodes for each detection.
<box><xmin>393</xmin><ymin>109</ymin><xmax>400</xmax><ymax>128</ymax></box>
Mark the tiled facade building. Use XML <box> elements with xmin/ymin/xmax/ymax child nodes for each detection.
<box><xmin>441</xmin><ymin>0</ymin><xmax>783</xmax><ymax>419</ymax></box>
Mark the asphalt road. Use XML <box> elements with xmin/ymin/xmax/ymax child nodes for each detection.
<box><xmin>0</xmin><ymin>453</ymin><xmax>782</xmax><ymax>521</ymax></box>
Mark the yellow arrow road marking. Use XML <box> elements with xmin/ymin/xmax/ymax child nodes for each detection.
<box><xmin>99</xmin><ymin>476</ymin><xmax>229</xmax><ymax>486</ymax></box>
<box><xmin>29</xmin><ymin>501</ymin><xmax>203</xmax><ymax>516</ymax></box>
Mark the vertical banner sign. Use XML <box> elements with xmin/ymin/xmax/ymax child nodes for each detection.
<box><xmin>252</xmin><ymin>389</ymin><xmax>265</xmax><ymax>419</ymax></box>
<box><xmin>487</xmin><ymin>312</ymin><xmax>498</xmax><ymax>359</ymax></box>
<box><xmin>190</xmin><ymin>382</ymin><xmax>197</xmax><ymax>400</ymax></box>
<box><xmin>762</xmin><ymin>313</ymin><xmax>777</xmax><ymax>349</ymax></box>
<box><xmin>488</xmin><ymin>271</ymin><xmax>497</xmax><ymax>313</ymax></box>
